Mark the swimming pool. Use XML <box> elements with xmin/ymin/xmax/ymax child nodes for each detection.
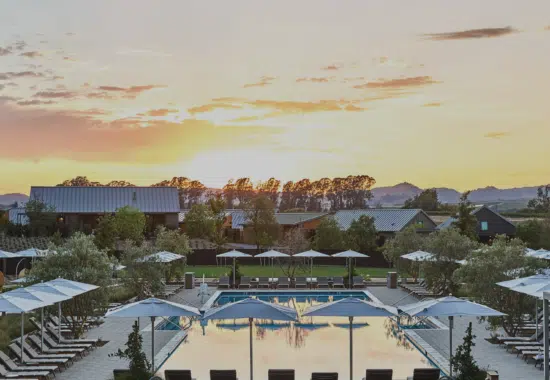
<box><xmin>158</xmin><ymin>290</ymin><xmax>437</xmax><ymax>379</ymax></box>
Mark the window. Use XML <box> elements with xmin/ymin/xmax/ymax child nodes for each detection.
<box><xmin>481</xmin><ymin>221</ymin><xmax>488</xmax><ymax>231</ymax></box>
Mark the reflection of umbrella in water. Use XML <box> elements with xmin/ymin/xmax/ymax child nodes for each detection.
<box><xmin>277</xmin><ymin>296</ymin><xmax>291</xmax><ymax>304</ymax></box>
<box><xmin>295</xmin><ymin>322</ymin><xmax>330</xmax><ymax>331</ymax></box>
<box><xmin>216</xmin><ymin>322</ymin><xmax>249</xmax><ymax>332</ymax></box>
<box><xmin>256</xmin><ymin>322</ymin><xmax>291</xmax><ymax>331</ymax></box>
<box><xmin>333</xmin><ymin>322</ymin><xmax>369</xmax><ymax>330</ymax></box>
<box><xmin>314</xmin><ymin>295</ymin><xmax>330</xmax><ymax>303</ymax></box>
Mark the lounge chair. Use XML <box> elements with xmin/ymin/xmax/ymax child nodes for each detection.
<box><xmin>332</xmin><ymin>277</ymin><xmax>345</xmax><ymax>289</ymax></box>
<box><xmin>0</xmin><ymin>363</ymin><xmax>50</xmax><ymax>380</ymax></box>
<box><xmin>411</xmin><ymin>368</ymin><xmax>440</xmax><ymax>380</ymax></box>
<box><xmin>239</xmin><ymin>277</ymin><xmax>251</xmax><ymax>289</ymax></box>
<box><xmin>210</xmin><ymin>369</ymin><xmax>237</xmax><ymax>380</ymax></box>
<box><xmin>364</xmin><ymin>369</ymin><xmax>393</xmax><ymax>380</ymax></box>
<box><xmin>165</xmin><ymin>369</ymin><xmax>195</xmax><ymax>380</ymax></box>
<box><xmin>317</xmin><ymin>277</ymin><xmax>330</xmax><ymax>289</ymax></box>
<box><xmin>0</xmin><ymin>351</ymin><xmax>58</xmax><ymax>374</ymax></box>
<box><xmin>258</xmin><ymin>277</ymin><xmax>271</xmax><ymax>289</ymax></box>
<box><xmin>9</xmin><ymin>342</ymin><xmax>73</xmax><ymax>368</ymax></box>
<box><xmin>268</xmin><ymin>369</ymin><xmax>295</xmax><ymax>380</ymax></box>
<box><xmin>294</xmin><ymin>277</ymin><xmax>307</xmax><ymax>289</ymax></box>
<box><xmin>277</xmin><ymin>278</ymin><xmax>290</xmax><ymax>289</ymax></box>
<box><xmin>311</xmin><ymin>372</ymin><xmax>338</xmax><ymax>380</ymax></box>
<box><xmin>42</xmin><ymin>323</ymin><xmax>98</xmax><ymax>345</ymax></box>
<box><xmin>28</xmin><ymin>335</ymin><xmax>87</xmax><ymax>357</ymax></box>
<box><xmin>218</xmin><ymin>276</ymin><xmax>230</xmax><ymax>289</ymax></box>
<box><xmin>353</xmin><ymin>276</ymin><xmax>365</xmax><ymax>289</ymax></box>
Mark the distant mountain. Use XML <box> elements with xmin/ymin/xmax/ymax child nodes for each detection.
<box><xmin>0</xmin><ymin>193</ymin><xmax>28</xmax><ymax>206</ymax></box>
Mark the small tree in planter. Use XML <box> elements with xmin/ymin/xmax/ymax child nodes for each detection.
<box><xmin>110</xmin><ymin>321</ymin><xmax>152</xmax><ymax>380</ymax></box>
<box><xmin>452</xmin><ymin>322</ymin><xmax>486</xmax><ymax>380</ymax></box>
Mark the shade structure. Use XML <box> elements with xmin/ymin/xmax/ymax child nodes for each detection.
<box><xmin>255</xmin><ymin>322</ymin><xmax>291</xmax><ymax>331</ymax></box>
<box><xmin>106</xmin><ymin>297</ymin><xmax>200</xmax><ymax>373</ymax></box>
<box><xmin>255</xmin><ymin>250</ymin><xmax>289</xmax><ymax>279</ymax></box>
<box><xmin>399</xmin><ymin>296</ymin><xmax>505</xmax><ymax>377</ymax></box>
<box><xmin>401</xmin><ymin>250</ymin><xmax>435</xmax><ymax>262</ymax></box>
<box><xmin>294</xmin><ymin>322</ymin><xmax>330</xmax><ymax>331</ymax></box>
<box><xmin>216</xmin><ymin>322</ymin><xmax>249</xmax><ymax>332</ymax></box>
<box><xmin>294</xmin><ymin>250</ymin><xmax>329</xmax><ymax>282</ymax></box>
<box><xmin>216</xmin><ymin>250</ymin><xmax>252</xmax><ymax>288</ymax></box>
<box><xmin>0</xmin><ymin>249</ymin><xmax>14</xmax><ymax>258</ymax></box>
<box><xmin>202</xmin><ymin>298</ymin><xmax>297</xmax><ymax>380</ymax></box>
<box><xmin>138</xmin><ymin>251</ymin><xmax>185</xmax><ymax>263</ymax></box>
<box><xmin>303</xmin><ymin>298</ymin><xmax>397</xmax><ymax>380</ymax></box>
<box><xmin>10</xmin><ymin>277</ymin><xmax>32</xmax><ymax>284</ymax></box>
<box><xmin>333</xmin><ymin>250</ymin><xmax>369</xmax><ymax>288</ymax></box>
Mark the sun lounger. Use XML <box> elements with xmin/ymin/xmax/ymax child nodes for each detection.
<box><xmin>210</xmin><ymin>369</ymin><xmax>238</xmax><ymax>380</ymax></box>
<box><xmin>9</xmin><ymin>342</ymin><xmax>74</xmax><ymax>367</ymax></box>
<box><xmin>277</xmin><ymin>278</ymin><xmax>290</xmax><ymax>289</ymax></box>
<box><xmin>239</xmin><ymin>277</ymin><xmax>251</xmax><ymax>289</ymax></box>
<box><xmin>353</xmin><ymin>276</ymin><xmax>365</xmax><ymax>289</ymax></box>
<box><xmin>268</xmin><ymin>369</ymin><xmax>295</xmax><ymax>380</ymax></box>
<box><xmin>411</xmin><ymin>368</ymin><xmax>440</xmax><ymax>380</ymax></box>
<box><xmin>0</xmin><ymin>351</ymin><xmax>58</xmax><ymax>374</ymax></box>
<box><xmin>164</xmin><ymin>369</ymin><xmax>195</xmax><ymax>380</ymax></box>
<box><xmin>317</xmin><ymin>277</ymin><xmax>330</xmax><ymax>289</ymax></box>
<box><xmin>0</xmin><ymin>363</ymin><xmax>51</xmax><ymax>380</ymax></box>
<box><xmin>332</xmin><ymin>277</ymin><xmax>345</xmax><ymax>289</ymax></box>
<box><xmin>218</xmin><ymin>276</ymin><xmax>230</xmax><ymax>289</ymax></box>
<box><xmin>42</xmin><ymin>324</ymin><xmax>98</xmax><ymax>345</ymax></box>
<box><xmin>311</xmin><ymin>372</ymin><xmax>338</xmax><ymax>380</ymax></box>
<box><xmin>364</xmin><ymin>369</ymin><xmax>393</xmax><ymax>380</ymax></box>
<box><xmin>28</xmin><ymin>335</ymin><xmax>87</xmax><ymax>357</ymax></box>
<box><xmin>258</xmin><ymin>277</ymin><xmax>271</xmax><ymax>289</ymax></box>
<box><xmin>294</xmin><ymin>277</ymin><xmax>307</xmax><ymax>289</ymax></box>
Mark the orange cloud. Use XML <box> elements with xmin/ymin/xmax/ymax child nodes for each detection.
<box><xmin>146</xmin><ymin>108</ymin><xmax>179</xmax><ymax>116</ymax></box>
<box><xmin>354</xmin><ymin>76</ymin><xmax>439</xmax><ymax>89</ymax></box>
<box><xmin>1</xmin><ymin>71</ymin><xmax>44</xmax><ymax>79</ymax></box>
<box><xmin>188</xmin><ymin>103</ymin><xmax>242</xmax><ymax>114</ymax></box>
<box><xmin>424</xmin><ymin>27</ymin><xmax>517</xmax><ymax>41</ymax></box>
<box><xmin>322</xmin><ymin>64</ymin><xmax>340</xmax><ymax>70</ymax></box>
<box><xmin>344</xmin><ymin>104</ymin><xmax>364</xmax><ymax>112</ymax></box>
<box><xmin>243</xmin><ymin>76</ymin><xmax>276</xmax><ymax>88</ymax></box>
<box><xmin>20</xmin><ymin>51</ymin><xmax>42</xmax><ymax>58</ymax></box>
<box><xmin>423</xmin><ymin>102</ymin><xmax>442</xmax><ymax>107</ymax></box>
<box><xmin>17</xmin><ymin>99</ymin><xmax>56</xmax><ymax>106</ymax></box>
<box><xmin>97</xmin><ymin>84</ymin><xmax>165</xmax><ymax>98</ymax></box>
<box><xmin>296</xmin><ymin>77</ymin><xmax>333</xmax><ymax>83</ymax></box>
<box><xmin>484</xmin><ymin>132</ymin><xmax>509</xmax><ymax>139</ymax></box>
<box><xmin>33</xmin><ymin>91</ymin><xmax>77</xmax><ymax>99</ymax></box>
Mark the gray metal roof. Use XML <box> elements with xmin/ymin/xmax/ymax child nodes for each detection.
<box><xmin>29</xmin><ymin>186</ymin><xmax>179</xmax><ymax>213</ymax></box>
<box><xmin>274</xmin><ymin>212</ymin><xmax>328</xmax><ymax>226</ymax></box>
<box><xmin>437</xmin><ymin>205</ymin><xmax>514</xmax><ymax>230</ymax></box>
<box><xmin>436</xmin><ymin>217</ymin><xmax>457</xmax><ymax>230</ymax></box>
<box><xmin>333</xmin><ymin>209</ymin><xmax>432</xmax><ymax>232</ymax></box>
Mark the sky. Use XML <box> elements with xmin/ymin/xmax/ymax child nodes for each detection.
<box><xmin>1</xmin><ymin>0</ymin><xmax>549</xmax><ymax>194</ymax></box>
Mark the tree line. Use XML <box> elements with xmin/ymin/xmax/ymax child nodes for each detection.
<box><xmin>57</xmin><ymin>175</ymin><xmax>376</xmax><ymax>211</ymax></box>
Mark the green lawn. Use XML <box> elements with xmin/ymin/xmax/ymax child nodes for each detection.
<box><xmin>184</xmin><ymin>265</ymin><xmax>392</xmax><ymax>278</ymax></box>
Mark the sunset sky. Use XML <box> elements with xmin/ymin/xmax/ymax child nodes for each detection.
<box><xmin>1</xmin><ymin>0</ymin><xmax>549</xmax><ymax>194</ymax></box>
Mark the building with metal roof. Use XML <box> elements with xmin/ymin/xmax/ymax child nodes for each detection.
<box><xmin>332</xmin><ymin>209</ymin><xmax>437</xmax><ymax>234</ymax></box>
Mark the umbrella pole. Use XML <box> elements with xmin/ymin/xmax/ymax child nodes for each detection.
<box><xmin>41</xmin><ymin>308</ymin><xmax>44</xmax><ymax>352</ymax></box>
<box><xmin>348</xmin><ymin>258</ymin><xmax>351</xmax><ymax>289</ymax></box>
<box><xmin>536</xmin><ymin>300</ymin><xmax>539</xmax><ymax>338</ymax></box>
<box><xmin>249</xmin><ymin>317</ymin><xmax>254</xmax><ymax>380</ymax></box>
<box><xmin>58</xmin><ymin>302</ymin><xmax>62</xmax><ymax>341</ymax></box>
<box><xmin>20</xmin><ymin>312</ymin><xmax>24</xmax><ymax>363</ymax></box>
<box><xmin>449</xmin><ymin>316</ymin><xmax>454</xmax><ymax>377</ymax></box>
<box><xmin>233</xmin><ymin>258</ymin><xmax>236</xmax><ymax>289</ymax></box>
<box><xmin>151</xmin><ymin>316</ymin><xmax>156</xmax><ymax>374</ymax></box>
<box><xmin>349</xmin><ymin>316</ymin><xmax>353</xmax><ymax>380</ymax></box>
<box><xmin>310</xmin><ymin>259</ymin><xmax>313</xmax><ymax>288</ymax></box>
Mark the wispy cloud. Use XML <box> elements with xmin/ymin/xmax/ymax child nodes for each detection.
<box><xmin>423</xmin><ymin>102</ymin><xmax>442</xmax><ymax>107</ymax></box>
<box><xmin>20</xmin><ymin>51</ymin><xmax>42</xmax><ymax>58</ymax></box>
<box><xmin>97</xmin><ymin>84</ymin><xmax>165</xmax><ymax>98</ymax></box>
<box><xmin>146</xmin><ymin>108</ymin><xmax>179</xmax><ymax>116</ymax></box>
<box><xmin>63</xmin><ymin>56</ymin><xmax>77</xmax><ymax>62</ymax></box>
<box><xmin>484</xmin><ymin>131</ymin><xmax>510</xmax><ymax>139</ymax></box>
<box><xmin>353</xmin><ymin>76</ymin><xmax>439</xmax><ymax>89</ymax></box>
<box><xmin>86</xmin><ymin>92</ymin><xmax>116</xmax><ymax>100</ymax></box>
<box><xmin>12</xmin><ymin>41</ymin><xmax>26</xmax><ymax>51</ymax></box>
<box><xmin>0</xmin><ymin>71</ymin><xmax>45</xmax><ymax>80</ymax></box>
<box><xmin>0</xmin><ymin>47</ymin><xmax>11</xmax><ymax>56</ymax></box>
<box><xmin>17</xmin><ymin>99</ymin><xmax>56</xmax><ymax>106</ymax></box>
<box><xmin>33</xmin><ymin>91</ymin><xmax>77</xmax><ymax>99</ymax></box>
<box><xmin>50</xmin><ymin>75</ymin><xmax>64</xmax><ymax>81</ymax></box>
<box><xmin>243</xmin><ymin>76</ymin><xmax>276</xmax><ymax>88</ymax></box>
<box><xmin>296</xmin><ymin>77</ymin><xmax>334</xmax><ymax>83</ymax></box>
<box><xmin>322</xmin><ymin>64</ymin><xmax>340</xmax><ymax>71</ymax></box>
<box><xmin>188</xmin><ymin>103</ymin><xmax>242</xmax><ymax>114</ymax></box>
<box><xmin>424</xmin><ymin>27</ymin><xmax>517</xmax><ymax>41</ymax></box>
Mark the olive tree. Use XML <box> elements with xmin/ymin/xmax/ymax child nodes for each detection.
<box><xmin>279</xmin><ymin>229</ymin><xmax>310</xmax><ymax>278</ymax></box>
<box><xmin>114</xmin><ymin>206</ymin><xmax>146</xmax><ymax>244</ymax></box>
<box><xmin>119</xmin><ymin>241</ymin><xmax>165</xmax><ymax>300</ymax></box>
<box><xmin>383</xmin><ymin>225</ymin><xmax>427</xmax><ymax>279</ymax></box>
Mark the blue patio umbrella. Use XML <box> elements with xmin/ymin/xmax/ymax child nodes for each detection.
<box><xmin>294</xmin><ymin>322</ymin><xmax>330</xmax><ymax>331</ymax></box>
<box><xmin>304</xmin><ymin>297</ymin><xmax>397</xmax><ymax>380</ymax></box>
<box><xmin>106</xmin><ymin>297</ymin><xmax>200</xmax><ymax>373</ymax></box>
<box><xmin>255</xmin><ymin>250</ymin><xmax>289</xmax><ymax>279</ymax></box>
<box><xmin>216</xmin><ymin>322</ymin><xmax>249</xmax><ymax>332</ymax></box>
<box><xmin>202</xmin><ymin>297</ymin><xmax>297</xmax><ymax>380</ymax></box>
<box><xmin>294</xmin><ymin>250</ymin><xmax>330</xmax><ymax>282</ymax></box>
<box><xmin>333</xmin><ymin>250</ymin><xmax>369</xmax><ymax>288</ymax></box>
<box><xmin>333</xmin><ymin>322</ymin><xmax>369</xmax><ymax>330</ymax></box>
<box><xmin>399</xmin><ymin>296</ymin><xmax>505</xmax><ymax>377</ymax></box>
<box><xmin>216</xmin><ymin>250</ymin><xmax>252</xmax><ymax>288</ymax></box>
<box><xmin>256</xmin><ymin>322</ymin><xmax>291</xmax><ymax>331</ymax></box>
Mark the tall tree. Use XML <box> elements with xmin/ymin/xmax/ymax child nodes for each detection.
<box><xmin>256</xmin><ymin>177</ymin><xmax>281</xmax><ymax>205</ymax></box>
<box><xmin>451</xmin><ymin>323</ymin><xmax>482</xmax><ymax>380</ymax></box>
<box><xmin>57</xmin><ymin>176</ymin><xmax>102</xmax><ymax>187</ymax></box>
<box><xmin>94</xmin><ymin>214</ymin><xmax>117</xmax><ymax>252</ymax></box>
<box><xmin>313</xmin><ymin>217</ymin><xmax>345</xmax><ymax>250</ymax></box>
<box><xmin>119</xmin><ymin>241</ymin><xmax>164</xmax><ymax>300</ymax></box>
<box><xmin>105</xmin><ymin>180</ymin><xmax>136</xmax><ymax>187</ymax></box>
<box><xmin>25</xmin><ymin>199</ymin><xmax>57</xmax><ymax>237</ymax></box>
<box><xmin>234</xmin><ymin>177</ymin><xmax>254</xmax><ymax>207</ymax></box>
<box><xmin>517</xmin><ymin>217</ymin><xmax>550</xmax><ymax>250</ymax></box>
<box><xmin>184</xmin><ymin>204</ymin><xmax>215</xmax><ymax>239</ymax></box>
<box><xmin>293</xmin><ymin>179</ymin><xmax>313</xmax><ymax>211</ymax></box>
<box><xmin>382</xmin><ymin>225</ymin><xmax>426</xmax><ymax>278</ymax></box>
<box><xmin>187</xmin><ymin>180</ymin><xmax>207</xmax><ymax>207</ymax></box>
<box><xmin>452</xmin><ymin>191</ymin><xmax>478</xmax><ymax>240</ymax></box>
<box><xmin>279</xmin><ymin>181</ymin><xmax>296</xmax><ymax>211</ymax></box>
<box><xmin>527</xmin><ymin>185</ymin><xmax>550</xmax><ymax>213</ymax></box>
<box><xmin>310</xmin><ymin>178</ymin><xmax>331</xmax><ymax>211</ymax></box>
<box><xmin>222</xmin><ymin>179</ymin><xmax>237</xmax><ymax>209</ymax></box>
<box><xmin>343</xmin><ymin>175</ymin><xmax>375</xmax><ymax>209</ymax></box>
<box><xmin>113</xmin><ymin>206</ymin><xmax>146</xmax><ymax>244</ymax></box>
<box><xmin>345</xmin><ymin>215</ymin><xmax>378</xmax><ymax>253</ymax></box>
<box><xmin>403</xmin><ymin>188</ymin><xmax>440</xmax><ymax>211</ymax></box>
<box><xmin>154</xmin><ymin>225</ymin><xmax>192</xmax><ymax>256</ymax></box>
<box><xmin>208</xmin><ymin>195</ymin><xmax>228</xmax><ymax>251</ymax></box>
<box><xmin>244</xmin><ymin>195</ymin><xmax>279</xmax><ymax>250</ymax></box>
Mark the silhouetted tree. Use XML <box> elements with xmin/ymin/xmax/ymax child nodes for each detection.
<box><xmin>244</xmin><ymin>195</ymin><xmax>278</xmax><ymax>250</ymax></box>
<box><xmin>403</xmin><ymin>188</ymin><xmax>440</xmax><ymax>211</ymax></box>
<box><xmin>452</xmin><ymin>192</ymin><xmax>478</xmax><ymax>240</ymax></box>
<box><xmin>234</xmin><ymin>177</ymin><xmax>254</xmax><ymax>207</ymax></box>
<box><xmin>222</xmin><ymin>180</ymin><xmax>237</xmax><ymax>209</ymax></box>
<box><xmin>279</xmin><ymin>181</ymin><xmax>295</xmax><ymax>211</ymax></box>
<box><xmin>256</xmin><ymin>177</ymin><xmax>281</xmax><ymax>205</ymax></box>
<box><xmin>57</xmin><ymin>176</ymin><xmax>102</xmax><ymax>187</ymax></box>
<box><xmin>527</xmin><ymin>185</ymin><xmax>550</xmax><ymax>213</ymax></box>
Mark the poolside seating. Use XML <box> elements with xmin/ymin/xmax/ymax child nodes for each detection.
<box><xmin>364</xmin><ymin>369</ymin><xmax>393</xmax><ymax>380</ymax></box>
<box><xmin>210</xmin><ymin>369</ymin><xmax>238</xmax><ymax>380</ymax></box>
<box><xmin>28</xmin><ymin>335</ymin><xmax>88</xmax><ymax>357</ymax></box>
<box><xmin>332</xmin><ymin>277</ymin><xmax>345</xmax><ymax>289</ymax></box>
<box><xmin>311</xmin><ymin>372</ymin><xmax>338</xmax><ymax>380</ymax></box>
<box><xmin>165</xmin><ymin>369</ymin><xmax>196</xmax><ymax>380</ymax></box>
<box><xmin>258</xmin><ymin>277</ymin><xmax>271</xmax><ymax>289</ymax></box>
<box><xmin>277</xmin><ymin>277</ymin><xmax>290</xmax><ymax>289</ymax></box>
<box><xmin>317</xmin><ymin>277</ymin><xmax>330</xmax><ymax>289</ymax></box>
<box><xmin>0</xmin><ymin>351</ymin><xmax>58</xmax><ymax>375</ymax></box>
<box><xmin>411</xmin><ymin>368</ymin><xmax>440</xmax><ymax>380</ymax></box>
<box><xmin>0</xmin><ymin>362</ymin><xmax>51</xmax><ymax>380</ymax></box>
<box><xmin>9</xmin><ymin>341</ymin><xmax>74</xmax><ymax>368</ymax></box>
<box><xmin>294</xmin><ymin>277</ymin><xmax>307</xmax><ymax>289</ymax></box>
<box><xmin>268</xmin><ymin>369</ymin><xmax>295</xmax><ymax>380</ymax></box>
<box><xmin>218</xmin><ymin>276</ymin><xmax>230</xmax><ymax>289</ymax></box>
<box><xmin>239</xmin><ymin>277</ymin><xmax>251</xmax><ymax>289</ymax></box>
<box><xmin>353</xmin><ymin>276</ymin><xmax>365</xmax><ymax>289</ymax></box>
<box><xmin>29</xmin><ymin>318</ymin><xmax>98</xmax><ymax>347</ymax></box>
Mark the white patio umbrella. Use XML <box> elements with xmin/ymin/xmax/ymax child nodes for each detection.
<box><xmin>255</xmin><ymin>250</ymin><xmax>289</xmax><ymax>279</ymax></box>
<box><xmin>303</xmin><ymin>297</ymin><xmax>397</xmax><ymax>380</ymax></box>
<box><xmin>138</xmin><ymin>251</ymin><xmax>185</xmax><ymax>263</ymax></box>
<box><xmin>333</xmin><ymin>250</ymin><xmax>369</xmax><ymax>288</ymax></box>
<box><xmin>202</xmin><ymin>297</ymin><xmax>298</xmax><ymax>380</ymax></box>
<box><xmin>105</xmin><ymin>297</ymin><xmax>200</xmax><ymax>373</ymax></box>
<box><xmin>216</xmin><ymin>250</ymin><xmax>252</xmax><ymax>288</ymax></box>
<box><xmin>399</xmin><ymin>296</ymin><xmax>505</xmax><ymax>377</ymax></box>
<box><xmin>294</xmin><ymin>250</ymin><xmax>329</xmax><ymax>282</ymax></box>
<box><xmin>401</xmin><ymin>250</ymin><xmax>435</xmax><ymax>261</ymax></box>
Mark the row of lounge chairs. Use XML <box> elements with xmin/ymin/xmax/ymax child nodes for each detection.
<box><xmin>159</xmin><ymin>282</ymin><xmax>185</xmax><ymax>298</ymax></box>
<box><xmin>163</xmin><ymin>368</ymin><xmax>441</xmax><ymax>380</ymax></box>
<box><xmin>218</xmin><ymin>276</ymin><xmax>366</xmax><ymax>289</ymax></box>
<box><xmin>399</xmin><ymin>280</ymin><xmax>442</xmax><ymax>299</ymax></box>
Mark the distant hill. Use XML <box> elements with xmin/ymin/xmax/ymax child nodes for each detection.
<box><xmin>0</xmin><ymin>193</ymin><xmax>28</xmax><ymax>207</ymax></box>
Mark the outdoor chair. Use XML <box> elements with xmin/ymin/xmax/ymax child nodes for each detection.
<box><xmin>239</xmin><ymin>276</ymin><xmax>251</xmax><ymax>289</ymax></box>
<box><xmin>268</xmin><ymin>369</ymin><xmax>295</xmax><ymax>380</ymax></box>
<box><xmin>0</xmin><ymin>362</ymin><xmax>52</xmax><ymax>380</ymax></box>
<box><xmin>353</xmin><ymin>276</ymin><xmax>365</xmax><ymax>289</ymax></box>
<box><xmin>218</xmin><ymin>276</ymin><xmax>230</xmax><ymax>289</ymax></box>
<box><xmin>411</xmin><ymin>368</ymin><xmax>441</xmax><ymax>380</ymax></box>
<box><xmin>294</xmin><ymin>277</ymin><xmax>307</xmax><ymax>289</ymax></box>
<box><xmin>277</xmin><ymin>277</ymin><xmax>290</xmax><ymax>289</ymax></box>
<box><xmin>258</xmin><ymin>277</ymin><xmax>271</xmax><ymax>289</ymax></box>
<box><xmin>28</xmin><ymin>335</ymin><xmax>86</xmax><ymax>357</ymax></box>
<box><xmin>364</xmin><ymin>369</ymin><xmax>393</xmax><ymax>380</ymax></box>
<box><xmin>311</xmin><ymin>372</ymin><xmax>338</xmax><ymax>380</ymax></box>
<box><xmin>42</xmin><ymin>324</ymin><xmax>98</xmax><ymax>346</ymax></box>
<box><xmin>210</xmin><ymin>369</ymin><xmax>238</xmax><ymax>380</ymax></box>
<box><xmin>317</xmin><ymin>277</ymin><xmax>330</xmax><ymax>289</ymax></box>
<box><xmin>9</xmin><ymin>343</ymin><xmax>72</xmax><ymax>369</ymax></box>
<box><xmin>165</xmin><ymin>369</ymin><xmax>196</xmax><ymax>380</ymax></box>
<box><xmin>332</xmin><ymin>277</ymin><xmax>345</xmax><ymax>289</ymax></box>
<box><xmin>0</xmin><ymin>350</ymin><xmax>59</xmax><ymax>374</ymax></box>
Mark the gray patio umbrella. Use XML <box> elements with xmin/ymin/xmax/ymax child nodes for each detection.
<box><xmin>202</xmin><ymin>297</ymin><xmax>298</xmax><ymax>380</ymax></box>
<box><xmin>216</xmin><ymin>250</ymin><xmax>252</xmax><ymax>287</ymax></box>
<box><xmin>333</xmin><ymin>250</ymin><xmax>369</xmax><ymax>288</ymax></box>
<box><xmin>399</xmin><ymin>296</ymin><xmax>505</xmax><ymax>377</ymax></box>
<box><xmin>106</xmin><ymin>297</ymin><xmax>200</xmax><ymax>373</ymax></box>
<box><xmin>294</xmin><ymin>250</ymin><xmax>329</xmax><ymax>281</ymax></box>
<box><xmin>255</xmin><ymin>250</ymin><xmax>289</xmax><ymax>280</ymax></box>
<box><xmin>304</xmin><ymin>297</ymin><xmax>397</xmax><ymax>380</ymax></box>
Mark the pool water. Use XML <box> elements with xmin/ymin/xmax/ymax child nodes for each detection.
<box><xmin>158</xmin><ymin>291</ymin><xmax>435</xmax><ymax>380</ymax></box>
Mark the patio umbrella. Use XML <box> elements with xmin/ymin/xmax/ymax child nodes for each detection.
<box><xmin>295</xmin><ymin>322</ymin><xmax>330</xmax><ymax>331</ymax></box>
<box><xmin>255</xmin><ymin>250</ymin><xmax>289</xmax><ymax>280</ymax></box>
<box><xmin>255</xmin><ymin>322</ymin><xmax>291</xmax><ymax>331</ymax></box>
<box><xmin>294</xmin><ymin>250</ymin><xmax>329</xmax><ymax>282</ymax></box>
<box><xmin>216</xmin><ymin>322</ymin><xmax>249</xmax><ymax>332</ymax></box>
<box><xmin>138</xmin><ymin>251</ymin><xmax>185</xmax><ymax>263</ymax></box>
<box><xmin>304</xmin><ymin>297</ymin><xmax>397</xmax><ymax>380</ymax></box>
<box><xmin>202</xmin><ymin>297</ymin><xmax>297</xmax><ymax>380</ymax></box>
<box><xmin>401</xmin><ymin>250</ymin><xmax>435</xmax><ymax>261</ymax></box>
<box><xmin>333</xmin><ymin>250</ymin><xmax>369</xmax><ymax>288</ymax></box>
<box><xmin>399</xmin><ymin>296</ymin><xmax>505</xmax><ymax>377</ymax></box>
<box><xmin>105</xmin><ymin>297</ymin><xmax>200</xmax><ymax>373</ymax></box>
<box><xmin>333</xmin><ymin>322</ymin><xmax>370</xmax><ymax>330</ymax></box>
<box><xmin>216</xmin><ymin>250</ymin><xmax>252</xmax><ymax>288</ymax></box>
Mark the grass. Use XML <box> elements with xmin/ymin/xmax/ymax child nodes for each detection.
<box><xmin>184</xmin><ymin>265</ymin><xmax>392</xmax><ymax>278</ymax></box>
